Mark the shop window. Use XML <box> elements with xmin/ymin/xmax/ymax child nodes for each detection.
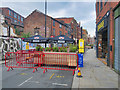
<box><xmin>53</xmin><ymin>28</ymin><xmax>55</xmax><ymax>36</ymax></box>
<box><xmin>53</xmin><ymin>20</ymin><xmax>55</xmax><ymax>26</ymax></box>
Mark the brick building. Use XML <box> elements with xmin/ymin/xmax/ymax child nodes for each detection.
<box><xmin>82</xmin><ymin>29</ymin><xmax>88</xmax><ymax>45</ymax></box>
<box><xmin>0</xmin><ymin>7</ymin><xmax>24</xmax><ymax>36</ymax></box>
<box><xmin>24</xmin><ymin>10</ymin><xmax>70</xmax><ymax>38</ymax></box>
<box><xmin>55</xmin><ymin>17</ymin><xmax>78</xmax><ymax>41</ymax></box>
<box><xmin>77</xmin><ymin>22</ymin><xmax>81</xmax><ymax>40</ymax></box>
<box><xmin>96</xmin><ymin>0</ymin><xmax>120</xmax><ymax>68</ymax></box>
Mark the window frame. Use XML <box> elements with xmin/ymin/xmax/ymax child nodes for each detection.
<box><xmin>53</xmin><ymin>28</ymin><xmax>55</xmax><ymax>36</ymax></box>
<box><xmin>53</xmin><ymin>20</ymin><xmax>55</xmax><ymax>26</ymax></box>
<box><xmin>59</xmin><ymin>24</ymin><xmax>62</xmax><ymax>28</ymax></box>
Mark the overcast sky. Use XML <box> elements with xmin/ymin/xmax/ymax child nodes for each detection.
<box><xmin>1</xmin><ymin>1</ymin><xmax>96</xmax><ymax>37</ymax></box>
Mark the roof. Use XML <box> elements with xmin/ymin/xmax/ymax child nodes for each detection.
<box><xmin>55</xmin><ymin>17</ymin><xmax>74</xmax><ymax>24</ymax></box>
<box><xmin>0</xmin><ymin>7</ymin><xmax>24</xmax><ymax>18</ymax></box>
<box><xmin>25</xmin><ymin>9</ymin><xmax>68</xmax><ymax>27</ymax></box>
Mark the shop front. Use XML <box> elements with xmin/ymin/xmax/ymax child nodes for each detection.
<box><xmin>113</xmin><ymin>3</ymin><xmax>120</xmax><ymax>74</ymax></box>
<box><xmin>96</xmin><ymin>11</ymin><xmax>110</xmax><ymax>66</ymax></box>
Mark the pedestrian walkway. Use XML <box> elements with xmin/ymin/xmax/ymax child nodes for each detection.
<box><xmin>72</xmin><ymin>49</ymin><xmax>119</xmax><ymax>88</ymax></box>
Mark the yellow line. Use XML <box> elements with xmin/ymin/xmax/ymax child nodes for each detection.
<box><xmin>49</xmin><ymin>73</ymin><xmax>55</xmax><ymax>79</ymax></box>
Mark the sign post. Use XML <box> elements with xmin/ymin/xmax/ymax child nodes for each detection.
<box><xmin>77</xmin><ymin>39</ymin><xmax>84</xmax><ymax>77</ymax></box>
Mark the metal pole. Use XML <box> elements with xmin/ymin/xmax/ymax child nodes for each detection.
<box><xmin>81</xmin><ymin>27</ymin><xmax>82</xmax><ymax>39</ymax></box>
<box><xmin>45</xmin><ymin>0</ymin><xmax>47</xmax><ymax>48</ymax></box>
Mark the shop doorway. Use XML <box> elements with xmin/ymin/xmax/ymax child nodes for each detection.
<box><xmin>98</xmin><ymin>28</ymin><xmax>108</xmax><ymax>64</ymax></box>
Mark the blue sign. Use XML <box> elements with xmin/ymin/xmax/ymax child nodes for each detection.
<box><xmin>78</xmin><ymin>54</ymin><xmax>83</xmax><ymax>67</ymax></box>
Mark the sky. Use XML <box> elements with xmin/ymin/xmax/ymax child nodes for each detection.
<box><xmin>0</xmin><ymin>1</ymin><xmax>96</xmax><ymax>37</ymax></box>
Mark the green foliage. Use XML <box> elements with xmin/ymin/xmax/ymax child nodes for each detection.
<box><xmin>36</xmin><ymin>45</ymin><xmax>43</xmax><ymax>51</ymax></box>
<box><xmin>69</xmin><ymin>44</ymin><xmax>77</xmax><ymax>52</ymax></box>
<box><xmin>60</xmin><ymin>47</ymin><xmax>63</xmax><ymax>52</ymax></box>
<box><xmin>36</xmin><ymin>46</ymin><xmax>40</xmax><ymax>51</ymax></box>
<box><xmin>45</xmin><ymin>47</ymin><xmax>49</xmax><ymax>51</ymax></box>
<box><xmin>15</xmin><ymin>28</ymin><xmax>20</xmax><ymax>35</ymax></box>
<box><xmin>21</xmin><ymin>32</ymin><xmax>31</xmax><ymax>38</ymax></box>
<box><xmin>48</xmin><ymin>47</ymin><xmax>51</xmax><ymax>51</ymax></box>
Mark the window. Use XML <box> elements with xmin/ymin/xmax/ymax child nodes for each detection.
<box><xmin>97</xmin><ymin>2</ymin><xmax>99</xmax><ymax>15</ymax></box>
<box><xmin>65</xmin><ymin>33</ymin><xmax>67</xmax><ymax>36</ymax></box>
<box><xmin>18</xmin><ymin>22</ymin><xmax>20</xmax><ymax>24</ymax></box>
<box><xmin>53</xmin><ymin>28</ymin><xmax>55</xmax><ymax>36</ymax></box>
<box><xmin>100</xmin><ymin>0</ymin><xmax>103</xmax><ymax>11</ymax></box>
<box><xmin>59</xmin><ymin>31</ymin><xmax>62</xmax><ymax>35</ymax></box>
<box><xmin>9</xmin><ymin>9</ymin><xmax>11</xmax><ymax>16</ymax></box>
<box><xmin>53</xmin><ymin>20</ymin><xmax>55</xmax><ymax>26</ymax></box>
<box><xmin>18</xmin><ymin>15</ymin><xmax>20</xmax><ymax>20</ymax></box>
<box><xmin>65</xmin><ymin>27</ymin><xmax>67</xmax><ymax>30</ymax></box>
<box><xmin>14</xmin><ymin>19</ymin><xmax>17</xmax><ymax>23</ymax></box>
<box><xmin>21</xmin><ymin>17</ymin><xmax>23</xmax><ymax>22</ymax></box>
<box><xmin>14</xmin><ymin>13</ymin><xmax>17</xmax><ymax>19</ymax></box>
<box><xmin>59</xmin><ymin>24</ymin><xmax>62</xmax><ymax>28</ymax></box>
<box><xmin>104</xmin><ymin>0</ymin><xmax>107</xmax><ymax>5</ymax></box>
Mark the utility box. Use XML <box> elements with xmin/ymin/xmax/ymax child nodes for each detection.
<box><xmin>78</xmin><ymin>54</ymin><xmax>83</xmax><ymax>67</ymax></box>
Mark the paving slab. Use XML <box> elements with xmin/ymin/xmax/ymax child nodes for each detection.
<box><xmin>72</xmin><ymin>49</ymin><xmax>119</xmax><ymax>89</ymax></box>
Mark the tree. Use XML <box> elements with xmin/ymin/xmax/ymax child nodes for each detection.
<box><xmin>21</xmin><ymin>32</ymin><xmax>31</xmax><ymax>38</ymax></box>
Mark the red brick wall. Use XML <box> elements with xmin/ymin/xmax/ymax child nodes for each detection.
<box><xmin>24</xmin><ymin>10</ymin><xmax>52</xmax><ymax>37</ymax></box>
<box><xmin>51</xmin><ymin>19</ymin><xmax>68</xmax><ymax>36</ymax></box>
<box><xmin>24</xmin><ymin>10</ymin><xmax>69</xmax><ymax>38</ymax></box>
<box><xmin>56</xmin><ymin>18</ymin><xmax>78</xmax><ymax>39</ymax></box>
<box><xmin>96</xmin><ymin>1</ymin><xmax>119</xmax><ymax>67</ymax></box>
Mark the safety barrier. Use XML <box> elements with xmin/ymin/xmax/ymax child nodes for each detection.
<box><xmin>40</xmin><ymin>52</ymin><xmax>78</xmax><ymax>75</ymax></box>
<box><xmin>5</xmin><ymin>51</ymin><xmax>78</xmax><ymax>75</ymax></box>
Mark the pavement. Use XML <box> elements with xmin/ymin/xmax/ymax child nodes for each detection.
<box><xmin>72</xmin><ymin>49</ymin><xmax>119</xmax><ymax>89</ymax></box>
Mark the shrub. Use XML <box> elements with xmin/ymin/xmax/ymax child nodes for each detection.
<box><xmin>60</xmin><ymin>47</ymin><xmax>63</xmax><ymax>52</ymax></box>
<box><xmin>36</xmin><ymin>46</ymin><xmax>40</xmax><ymax>51</ymax></box>
<box><xmin>48</xmin><ymin>47</ymin><xmax>51</xmax><ymax>51</ymax></box>
<box><xmin>64</xmin><ymin>48</ymin><xmax>67</xmax><ymax>52</ymax></box>
<box><xmin>45</xmin><ymin>47</ymin><xmax>49</xmax><ymax>51</ymax></box>
<box><xmin>55</xmin><ymin>47</ymin><xmax>59</xmax><ymax>52</ymax></box>
<box><xmin>40</xmin><ymin>47</ymin><xmax>43</xmax><ymax>51</ymax></box>
<box><xmin>52</xmin><ymin>47</ymin><xmax>56</xmax><ymax>52</ymax></box>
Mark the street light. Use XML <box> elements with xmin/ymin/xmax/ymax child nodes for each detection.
<box><xmin>45</xmin><ymin>0</ymin><xmax>47</xmax><ymax>48</ymax></box>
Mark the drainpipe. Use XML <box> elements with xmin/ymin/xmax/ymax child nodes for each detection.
<box><xmin>107</xmin><ymin>12</ymin><xmax>110</xmax><ymax>66</ymax></box>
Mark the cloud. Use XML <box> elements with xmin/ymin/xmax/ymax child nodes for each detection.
<box><xmin>1</xmin><ymin>2</ymin><xmax>96</xmax><ymax>37</ymax></box>
<box><xmin>48</xmin><ymin>9</ymin><xmax>67</xmax><ymax>18</ymax></box>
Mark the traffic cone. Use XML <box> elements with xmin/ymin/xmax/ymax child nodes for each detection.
<box><xmin>77</xmin><ymin>67</ymin><xmax>82</xmax><ymax>77</ymax></box>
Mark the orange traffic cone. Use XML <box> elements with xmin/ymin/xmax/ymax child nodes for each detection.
<box><xmin>77</xmin><ymin>67</ymin><xmax>82</xmax><ymax>77</ymax></box>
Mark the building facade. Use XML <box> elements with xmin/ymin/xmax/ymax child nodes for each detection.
<box><xmin>82</xmin><ymin>29</ymin><xmax>88</xmax><ymax>45</ymax></box>
<box><xmin>113</xmin><ymin>2</ymin><xmax>120</xmax><ymax>74</ymax></box>
<box><xmin>96</xmin><ymin>0</ymin><xmax>120</xmax><ymax>68</ymax></box>
<box><xmin>24</xmin><ymin>10</ymin><xmax>70</xmax><ymax>38</ymax></box>
<box><xmin>55</xmin><ymin>17</ymin><xmax>78</xmax><ymax>41</ymax></box>
<box><xmin>0</xmin><ymin>7</ymin><xmax>24</xmax><ymax>36</ymax></box>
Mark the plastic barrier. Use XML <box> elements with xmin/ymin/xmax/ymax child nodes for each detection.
<box><xmin>5</xmin><ymin>51</ymin><xmax>78</xmax><ymax>75</ymax></box>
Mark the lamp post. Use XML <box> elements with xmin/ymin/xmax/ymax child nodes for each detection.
<box><xmin>45</xmin><ymin>0</ymin><xmax>47</xmax><ymax>48</ymax></box>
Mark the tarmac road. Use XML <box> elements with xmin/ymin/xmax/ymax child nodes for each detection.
<box><xmin>2</xmin><ymin>64</ymin><xmax>74</xmax><ymax>89</ymax></box>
